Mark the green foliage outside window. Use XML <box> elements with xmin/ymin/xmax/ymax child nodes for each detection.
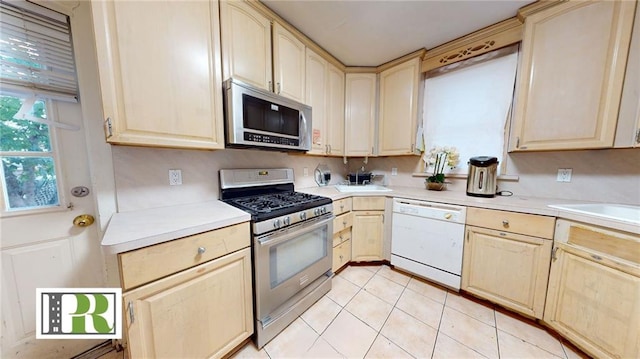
<box><xmin>0</xmin><ymin>95</ymin><xmax>59</xmax><ymax>210</ymax></box>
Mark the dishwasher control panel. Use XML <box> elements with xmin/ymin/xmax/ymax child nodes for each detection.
<box><xmin>393</xmin><ymin>198</ymin><xmax>466</xmax><ymax>223</ymax></box>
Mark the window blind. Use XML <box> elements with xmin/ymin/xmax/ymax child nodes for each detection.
<box><xmin>0</xmin><ymin>0</ymin><xmax>78</xmax><ymax>101</ymax></box>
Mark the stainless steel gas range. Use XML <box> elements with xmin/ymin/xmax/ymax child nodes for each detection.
<box><xmin>219</xmin><ymin>168</ymin><xmax>334</xmax><ymax>348</ymax></box>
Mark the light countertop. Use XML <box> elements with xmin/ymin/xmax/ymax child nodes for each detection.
<box><xmin>101</xmin><ymin>185</ymin><xmax>639</xmax><ymax>255</ymax></box>
<box><xmin>101</xmin><ymin>200</ymin><xmax>251</xmax><ymax>254</ymax></box>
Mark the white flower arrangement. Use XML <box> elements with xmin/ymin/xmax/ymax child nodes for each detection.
<box><xmin>423</xmin><ymin>146</ymin><xmax>460</xmax><ymax>183</ymax></box>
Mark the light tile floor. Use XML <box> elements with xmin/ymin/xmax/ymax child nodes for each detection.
<box><xmin>232</xmin><ymin>265</ymin><xmax>590</xmax><ymax>359</ymax></box>
<box><xmin>98</xmin><ymin>264</ymin><xmax>590</xmax><ymax>359</ymax></box>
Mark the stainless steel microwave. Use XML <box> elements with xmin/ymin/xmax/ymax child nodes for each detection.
<box><xmin>223</xmin><ymin>78</ymin><xmax>312</xmax><ymax>152</ymax></box>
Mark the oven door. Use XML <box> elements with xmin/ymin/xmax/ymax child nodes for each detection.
<box><xmin>254</xmin><ymin>213</ymin><xmax>333</xmax><ymax>319</ymax></box>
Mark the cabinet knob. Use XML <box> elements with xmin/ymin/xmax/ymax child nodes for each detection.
<box><xmin>197</xmin><ymin>247</ymin><xmax>206</xmax><ymax>255</ymax></box>
<box><xmin>444</xmin><ymin>213</ymin><xmax>452</xmax><ymax>220</ymax></box>
<box><xmin>502</xmin><ymin>220</ymin><xmax>509</xmax><ymax>227</ymax></box>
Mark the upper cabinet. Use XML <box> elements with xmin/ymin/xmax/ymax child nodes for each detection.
<box><xmin>91</xmin><ymin>0</ymin><xmax>225</xmax><ymax>149</ymax></box>
<box><xmin>326</xmin><ymin>63</ymin><xmax>346</xmax><ymax>156</ymax></box>
<box><xmin>306</xmin><ymin>50</ymin><xmax>346</xmax><ymax>156</ymax></box>
<box><xmin>614</xmin><ymin>3</ymin><xmax>640</xmax><ymax>148</ymax></box>
<box><xmin>378</xmin><ymin>57</ymin><xmax>421</xmax><ymax>156</ymax></box>
<box><xmin>510</xmin><ymin>0</ymin><xmax>636</xmax><ymax>151</ymax></box>
<box><xmin>345</xmin><ymin>73</ymin><xmax>377</xmax><ymax>157</ymax></box>
<box><xmin>220</xmin><ymin>0</ymin><xmax>272</xmax><ymax>91</ymax></box>
<box><xmin>273</xmin><ymin>22</ymin><xmax>306</xmax><ymax>103</ymax></box>
<box><xmin>306</xmin><ymin>49</ymin><xmax>329</xmax><ymax>154</ymax></box>
<box><xmin>220</xmin><ymin>0</ymin><xmax>306</xmax><ymax>103</ymax></box>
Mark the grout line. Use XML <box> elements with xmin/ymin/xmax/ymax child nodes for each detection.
<box><xmin>494</xmin><ymin>308</ymin><xmax>501</xmax><ymax>359</ymax></box>
<box><xmin>429</xmin><ymin>289</ymin><xmax>449</xmax><ymax>358</ymax></box>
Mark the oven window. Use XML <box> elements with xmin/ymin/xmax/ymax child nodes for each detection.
<box><xmin>243</xmin><ymin>94</ymin><xmax>299</xmax><ymax>136</ymax></box>
<box><xmin>269</xmin><ymin>225</ymin><xmax>328</xmax><ymax>288</ymax></box>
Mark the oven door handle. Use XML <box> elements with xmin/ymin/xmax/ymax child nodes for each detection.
<box><xmin>257</xmin><ymin>214</ymin><xmax>334</xmax><ymax>248</ymax></box>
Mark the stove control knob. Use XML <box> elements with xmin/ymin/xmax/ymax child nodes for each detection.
<box><xmin>314</xmin><ymin>208</ymin><xmax>320</xmax><ymax>216</ymax></box>
<box><xmin>283</xmin><ymin>216</ymin><xmax>291</xmax><ymax>226</ymax></box>
<box><xmin>300</xmin><ymin>212</ymin><xmax>307</xmax><ymax>220</ymax></box>
<box><xmin>321</xmin><ymin>207</ymin><xmax>327</xmax><ymax>214</ymax></box>
<box><xmin>273</xmin><ymin>219</ymin><xmax>281</xmax><ymax>229</ymax></box>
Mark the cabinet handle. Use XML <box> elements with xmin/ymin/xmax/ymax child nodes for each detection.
<box><xmin>636</xmin><ymin>129</ymin><xmax>640</xmax><ymax>144</ymax></box>
<box><xmin>591</xmin><ymin>254</ymin><xmax>603</xmax><ymax>261</ymax></box>
<box><xmin>104</xmin><ymin>117</ymin><xmax>113</xmax><ymax>139</ymax></box>
<box><xmin>411</xmin><ymin>144</ymin><xmax>415</xmax><ymax>153</ymax></box>
<box><xmin>343</xmin><ymin>220</ymin><xmax>347</xmax><ymax>225</ymax></box>
<box><xmin>268</xmin><ymin>81</ymin><xmax>273</xmax><ymax>92</ymax></box>
<box><xmin>197</xmin><ymin>247</ymin><xmax>206</xmax><ymax>255</ymax></box>
<box><xmin>328</xmin><ymin>145</ymin><xmax>332</xmax><ymax>154</ymax></box>
<box><xmin>502</xmin><ymin>220</ymin><xmax>509</xmax><ymax>227</ymax></box>
<box><xmin>340</xmin><ymin>204</ymin><xmax>344</xmax><ymax>210</ymax></box>
<box><xmin>551</xmin><ymin>247</ymin><xmax>558</xmax><ymax>261</ymax></box>
<box><xmin>127</xmin><ymin>300</ymin><xmax>135</xmax><ymax>324</ymax></box>
<box><xmin>277</xmin><ymin>82</ymin><xmax>281</xmax><ymax>94</ymax></box>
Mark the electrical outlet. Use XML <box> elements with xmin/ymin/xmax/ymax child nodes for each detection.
<box><xmin>169</xmin><ymin>169</ymin><xmax>182</xmax><ymax>185</ymax></box>
<box><xmin>391</xmin><ymin>168</ymin><xmax>398</xmax><ymax>176</ymax></box>
<box><xmin>556</xmin><ymin>168</ymin><xmax>572</xmax><ymax>182</ymax></box>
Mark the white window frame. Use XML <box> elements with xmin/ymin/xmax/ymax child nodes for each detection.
<box><xmin>0</xmin><ymin>95</ymin><xmax>67</xmax><ymax>217</ymax></box>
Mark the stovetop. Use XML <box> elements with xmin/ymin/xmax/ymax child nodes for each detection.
<box><xmin>223</xmin><ymin>191</ymin><xmax>332</xmax><ymax>222</ymax></box>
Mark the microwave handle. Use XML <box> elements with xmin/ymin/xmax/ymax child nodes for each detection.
<box><xmin>300</xmin><ymin>111</ymin><xmax>309</xmax><ymax>146</ymax></box>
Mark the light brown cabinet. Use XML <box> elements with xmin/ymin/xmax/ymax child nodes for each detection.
<box><xmin>220</xmin><ymin>0</ymin><xmax>305</xmax><ymax>102</ymax></box>
<box><xmin>378</xmin><ymin>57</ymin><xmax>421</xmax><ymax>156</ymax></box>
<box><xmin>614</xmin><ymin>3</ymin><xmax>640</xmax><ymax>148</ymax></box>
<box><xmin>345</xmin><ymin>73</ymin><xmax>377</xmax><ymax>156</ymax></box>
<box><xmin>306</xmin><ymin>49</ymin><xmax>329</xmax><ymax>154</ymax></box>
<box><xmin>511</xmin><ymin>0</ymin><xmax>636</xmax><ymax>151</ymax></box>
<box><xmin>91</xmin><ymin>0</ymin><xmax>225</xmax><ymax>149</ymax></box>
<box><xmin>544</xmin><ymin>219</ymin><xmax>640</xmax><ymax>359</ymax></box>
<box><xmin>351</xmin><ymin>197</ymin><xmax>385</xmax><ymax>262</ymax></box>
<box><xmin>326</xmin><ymin>63</ymin><xmax>346</xmax><ymax>156</ymax></box>
<box><xmin>119</xmin><ymin>223</ymin><xmax>253</xmax><ymax>358</ymax></box>
<box><xmin>462</xmin><ymin>208</ymin><xmax>555</xmax><ymax>319</ymax></box>
<box><xmin>331</xmin><ymin>197</ymin><xmax>352</xmax><ymax>272</ymax></box>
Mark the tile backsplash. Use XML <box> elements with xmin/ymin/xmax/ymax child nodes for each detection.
<box><xmin>112</xmin><ymin>146</ymin><xmax>640</xmax><ymax>212</ymax></box>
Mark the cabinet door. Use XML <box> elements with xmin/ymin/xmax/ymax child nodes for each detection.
<box><xmin>345</xmin><ymin>73</ymin><xmax>377</xmax><ymax>156</ymax></box>
<box><xmin>273</xmin><ymin>22</ymin><xmax>306</xmax><ymax>103</ymax></box>
<box><xmin>91</xmin><ymin>0</ymin><xmax>225</xmax><ymax>149</ymax></box>
<box><xmin>326</xmin><ymin>63</ymin><xmax>346</xmax><ymax>156</ymax></box>
<box><xmin>123</xmin><ymin>248</ymin><xmax>253</xmax><ymax>359</ymax></box>
<box><xmin>511</xmin><ymin>0</ymin><xmax>636</xmax><ymax>151</ymax></box>
<box><xmin>333</xmin><ymin>238</ymin><xmax>351</xmax><ymax>272</ymax></box>
<box><xmin>351</xmin><ymin>211</ymin><xmax>384</xmax><ymax>261</ymax></box>
<box><xmin>614</xmin><ymin>3</ymin><xmax>640</xmax><ymax>148</ymax></box>
<box><xmin>544</xmin><ymin>243</ymin><xmax>639</xmax><ymax>359</ymax></box>
<box><xmin>306</xmin><ymin>49</ymin><xmax>328</xmax><ymax>154</ymax></box>
<box><xmin>378</xmin><ymin>57</ymin><xmax>420</xmax><ymax>155</ymax></box>
<box><xmin>462</xmin><ymin>226</ymin><xmax>552</xmax><ymax>319</ymax></box>
<box><xmin>220</xmin><ymin>0</ymin><xmax>272</xmax><ymax>91</ymax></box>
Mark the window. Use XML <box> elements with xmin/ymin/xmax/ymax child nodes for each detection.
<box><xmin>0</xmin><ymin>95</ymin><xmax>61</xmax><ymax>212</ymax></box>
<box><xmin>0</xmin><ymin>1</ymin><xmax>78</xmax><ymax>214</ymax></box>
<box><xmin>421</xmin><ymin>45</ymin><xmax>519</xmax><ymax>175</ymax></box>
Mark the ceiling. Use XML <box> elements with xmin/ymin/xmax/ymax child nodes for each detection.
<box><xmin>261</xmin><ymin>0</ymin><xmax>536</xmax><ymax>66</ymax></box>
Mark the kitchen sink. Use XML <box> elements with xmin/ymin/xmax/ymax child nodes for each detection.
<box><xmin>548</xmin><ymin>203</ymin><xmax>640</xmax><ymax>225</ymax></box>
<box><xmin>335</xmin><ymin>184</ymin><xmax>393</xmax><ymax>193</ymax></box>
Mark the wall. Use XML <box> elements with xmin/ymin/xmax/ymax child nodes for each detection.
<box><xmin>113</xmin><ymin>146</ymin><xmax>639</xmax><ymax>210</ymax></box>
<box><xmin>360</xmin><ymin>148</ymin><xmax>640</xmax><ymax>205</ymax></box>
<box><xmin>112</xmin><ymin>146</ymin><xmax>347</xmax><ymax>212</ymax></box>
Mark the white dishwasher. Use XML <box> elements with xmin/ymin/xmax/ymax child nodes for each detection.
<box><xmin>391</xmin><ymin>198</ymin><xmax>466</xmax><ymax>290</ymax></box>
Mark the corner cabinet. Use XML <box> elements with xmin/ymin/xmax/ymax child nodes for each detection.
<box><xmin>345</xmin><ymin>73</ymin><xmax>377</xmax><ymax>157</ymax></box>
<box><xmin>544</xmin><ymin>220</ymin><xmax>640</xmax><ymax>359</ymax></box>
<box><xmin>510</xmin><ymin>0</ymin><xmax>636</xmax><ymax>151</ymax></box>
<box><xmin>91</xmin><ymin>0</ymin><xmax>225</xmax><ymax>149</ymax></box>
<box><xmin>351</xmin><ymin>197</ymin><xmax>386</xmax><ymax>262</ymax></box>
<box><xmin>119</xmin><ymin>223</ymin><xmax>253</xmax><ymax>358</ymax></box>
<box><xmin>378</xmin><ymin>57</ymin><xmax>421</xmax><ymax>156</ymax></box>
<box><xmin>462</xmin><ymin>208</ymin><xmax>555</xmax><ymax>319</ymax></box>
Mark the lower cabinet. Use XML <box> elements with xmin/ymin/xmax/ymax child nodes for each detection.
<box><xmin>332</xmin><ymin>228</ymin><xmax>352</xmax><ymax>272</ymax></box>
<box><xmin>544</xmin><ymin>220</ymin><xmax>639</xmax><ymax>359</ymax></box>
<box><xmin>462</xmin><ymin>208</ymin><xmax>555</xmax><ymax>319</ymax></box>
<box><xmin>351</xmin><ymin>197</ymin><xmax>386</xmax><ymax>262</ymax></box>
<box><xmin>462</xmin><ymin>226</ymin><xmax>552</xmax><ymax>318</ymax></box>
<box><xmin>123</xmin><ymin>248</ymin><xmax>253</xmax><ymax>358</ymax></box>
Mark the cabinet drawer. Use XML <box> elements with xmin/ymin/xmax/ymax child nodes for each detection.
<box><xmin>333</xmin><ymin>228</ymin><xmax>351</xmax><ymax>247</ymax></box>
<box><xmin>332</xmin><ymin>239</ymin><xmax>351</xmax><ymax>272</ymax></box>
<box><xmin>119</xmin><ymin>222</ymin><xmax>250</xmax><ymax>290</ymax></box>
<box><xmin>334</xmin><ymin>197</ymin><xmax>353</xmax><ymax>215</ymax></box>
<box><xmin>352</xmin><ymin>196</ymin><xmax>386</xmax><ymax>211</ymax></box>
<box><xmin>466</xmin><ymin>207</ymin><xmax>555</xmax><ymax>239</ymax></box>
<box><xmin>333</xmin><ymin>212</ymin><xmax>353</xmax><ymax>234</ymax></box>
